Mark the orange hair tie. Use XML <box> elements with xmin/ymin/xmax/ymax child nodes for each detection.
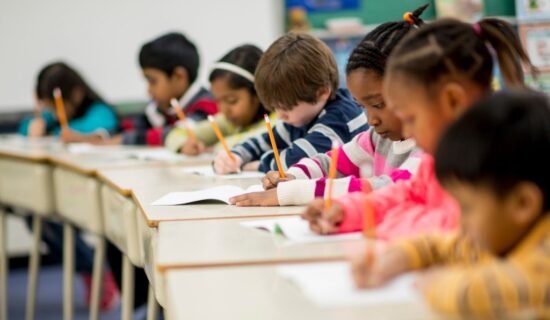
<box><xmin>403</xmin><ymin>12</ymin><xmax>415</xmax><ymax>25</ymax></box>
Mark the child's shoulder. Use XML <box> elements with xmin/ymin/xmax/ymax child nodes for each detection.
<box><xmin>320</xmin><ymin>88</ymin><xmax>367</xmax><ymax>131</ymax></box>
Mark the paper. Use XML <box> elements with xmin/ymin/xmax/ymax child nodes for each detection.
<box><xmin>151</xmin><ymin>184</ymin><xmax>264</xmax><ymax>206</ymax></box>
<box><xmin>240</xmin><ymin>216</ymin><xmax>362</xmax><ymax>244</ymax></box>
<box><xmin>67</xmin><ymin>144</ymin><xmax>213</xmax><ymax>162</ymax></box>
<box><xmin>181</xmin><ymin>166</ymin><xmax>265</xmax><ymax>180</ymax></box>
<box><xmin>278</xmin><ymin>262</ymin><xmax>420</xmax><ymax>307</ymax></box>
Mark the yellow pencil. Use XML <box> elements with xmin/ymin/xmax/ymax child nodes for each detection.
<box><xmin>264</xmin><ymin>114</ymin><xmax>285</xmax><ymax>178</ymax></box>
<box><xmin>325</xmin><ymin>140</ymin><xmax>340</xmax><ymax>210</ymax></box>
<box><xmin>363</xmin><ymin>198</ymin><xmax>377</xmax><ymax>239</ymax></box>
<box><xmin>53</xmin><ymin>87</ymin><xmax>68</xmax><ymax>130</ymax></box>
<box><xmin>170</xmin><ymin>98</ymin><xmax>196</xmax><ymax>141</ymax></box>
<box><xmin>208</xmin><ymin>115</ymin><xmax>235</xmax><ymax>161</ymax></box>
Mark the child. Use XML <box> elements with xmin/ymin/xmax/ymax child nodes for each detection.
<box><xmin>165</xmin><ymin>44</ymin><xmax>270</xmax><ymax>155</ymax></box>
<box><xmin>108</xmin><ymin>32</ymin><xmax>217</xmax><ymax>145</ymax></box>
<box><xmin>229</xmin><ymin>5</ymin><xmax>429</xmax><ymax>206</ymax></box>
<box><xmin>302</xmin><ymin>18</ymin><xmax>535</xmax><ymax>240</ymax></box>
<box><xmin>19</xmin><ymin>62</ymin><xmax>119</xmax><ymax>143</ymax></box>
<box><xmin>213</xmin><ymin>33</ymin><xmax>368</xmax><ymax>174</ymax></box>
<box><xmin>17</xmin><ymin>63</ymin><xmax>120</xmax><ymax>310</ymax></box>
<box><xmin>351</xmin><ymin>91</ymin><xmax>550</xmax><ymax>317</ymax></box>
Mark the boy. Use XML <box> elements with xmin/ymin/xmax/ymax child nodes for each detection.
<box><xmin>213</xmin><ymin>32</ymin><xmax>368</xmax><ymax>173</ymax></box>
<box><xmin>351</xmin><ymin>91</ymin><xmax>550</xmax><ymax>317</ymax></box>
<box><xmin>120</xmin><ymin>32</ymin><xmax>217</xmax><ymax>145</ymax></box>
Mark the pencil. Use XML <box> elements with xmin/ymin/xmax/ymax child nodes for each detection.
<box><xmin>325</xmin><ymin>140</ymin><xmax>340</xmax><ymax>210</ymax></box>
<box><xmin>363</xmin><ymin>198</ymin><xmax>377</xmax><ymax>239</ymax></box>
<box><xmin>208</xmin><ymin>115</ymin><xmax>235</xmax><ymax>161</ymax></box>
<box><xmin>53</xmin><ymin>87</ymin><xmax>68</xmax><ymax>130</ymax></box>
<box><xmin>170</xmin><ymin>98</ymin><xmax>196</xmax><ymax>141</ymax></box>
<box><xmin>264</xmin><ymin>114</ymin><xmax>285</xmax><ymax>178</ymax></box>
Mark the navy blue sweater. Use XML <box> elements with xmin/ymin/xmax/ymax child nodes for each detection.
<box><xmin>231</xmin><ymin>89</ymin><xmax>368</xmax><ymax>172</ymax></box>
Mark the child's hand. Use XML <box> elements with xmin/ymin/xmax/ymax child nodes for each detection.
<box><xmin>262</xmin><ymin>171</ymin><xmax>296</xmax><ymax>190</ymax></box>
<box><xmin>351</xmin><ymin>246</ymin><xmax>413</xmax><ymax>289</ymax></box>
<box><xmin>301</xmin><ymin>199</ymin><xmax>344</xmax><ymax>235</ymax></box>
<box><xmin>213</xmin><ymin>151</ymin><xmax>243</xmax><ymax>174</ymax></box>
<box><xmin>28</xmin><ymin>118</ymin><xmax>46</xmax><ymax>137</ymax></box>
<box><xmin>60</xmin><ymin>128</ymin><xmax>85</xmax><ymax>143</ymax></box>
<box><xmin>180</xmin><ymin>139</ymin><xmax>205</xmax><ymax>156</ymax></box>
<box><xmin>230</xmin><ymin>188</ymin><xmax>278</xmax><ymax>206</ymax></box>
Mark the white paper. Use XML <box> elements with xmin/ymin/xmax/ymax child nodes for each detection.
<box><xmin>128</xmin><ymin>149</ymin><xmax>213</xmax><ymax>162</ymax></box>
<box><xmin>151</xmin><ymin>184</ymin><xmax>264</xmax><ymax>206</ymax></box>
<box><xmin>181</xmin><ymin>166</ymin><xmax>265</xmax><ymax>180</ymax></box>
<box><xmin>278</xmin><ymin>262</ymin><xmax>420</xmax><ymax>307</ymax></box>
<box><xmin>240</xmin><ymin>217</ymin><xmax>362</xmax><ymax>244</ymax></box>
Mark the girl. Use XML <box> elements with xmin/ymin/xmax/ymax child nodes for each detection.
<box><xmin>351</xmin><ymin>91</ymin><xmax>550</xmax><ymax>317</ymax></box>
<box><xmin>19</xmin><ymin>62</ymin><xmax>119</xmax><ymax>143</ymax></box>
<box><xmin>229</xmin><ymin>5</ymin><xmax>428</xmax><ymax>207</ymax></box>
<box><xmin>18</xmin><ymin>62</ymin><xmax>120</xmax><ymax>310</ymax></box>
<box><xmin>302</xmin><ymin>17</ymin><xmax>534</xmax><ymax>240</ymax></box>
<box><xmin>165</xmin><ymin>44</ymin><xmax>270</xmax><ymax>155</ymax></box>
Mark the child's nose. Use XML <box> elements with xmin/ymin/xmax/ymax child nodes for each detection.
<box><xmin>368</xmin><ymin>117</ymin><xmax>380</xmax><ymax>127</ymax></box>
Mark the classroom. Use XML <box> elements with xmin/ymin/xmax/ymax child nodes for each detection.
<box><xmin>1</xmin><ymin>0</ymin><xmax>550</xmax><ymax>319</ymax></box>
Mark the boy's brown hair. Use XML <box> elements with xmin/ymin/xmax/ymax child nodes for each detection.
<box><xmin>255</xmin><ymin>32</ymin><xmax>339</xmax><ymax>111</ymax></box>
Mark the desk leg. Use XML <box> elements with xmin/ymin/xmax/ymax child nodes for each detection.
<box><xmin>146</xmin><ymin>285</ymin><xmax>159</xmax><ymax>320</ymax></box>
<box><xmin>121</xmin><ymin>255</ymin><xmax>134</xmax><ymax>320</ymax></box>
<box><xmin>63</xmin><ymin>223</ymin><xmax>74</xmax><ymax>320</ymax></box>
<box><xmin>0</xmin><ymin>209</ymin><xmax>7</xmax><ymax>320</ymax></box>
<box><xmin>26</xmin><ymin>215</ymin><xmax>43</xmax><ymax>320</ymax></box>
<box><xmin>89</xmin><ymin>237</ymin><xmax>105</xmax><ymax>320</ymax></box>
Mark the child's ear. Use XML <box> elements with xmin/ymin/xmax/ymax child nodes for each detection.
<box><xmin>439</xmin><ymin>82</ymin><xmax>468</xmax><ymax>117</ymax></box>
<box><xmin>316</xmin><ymin>87</ymin><xmax>331</xmax><ymax>102</ymax></box>
<box><xmin>172</xmin><ymin>66</ymin><xmax>190</xmax><ymax>89</ymax></box>
<box><xmin>506</xmin><ymin>182</ymin><xmax>544</xmax><ymax>226</ymax></box>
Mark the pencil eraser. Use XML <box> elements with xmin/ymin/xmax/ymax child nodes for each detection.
<box><xmin>53</xmin><ymin>87</ymin><xmax>61</xmax><ymax>98</ymax></box>
<box><xmin>170</xmin><ymin>98</ymin><xmax>179</xmax><ymax>108</ymax></box>
<box><xmin>332</xmin><ymin>140</ymin><xmax>340</xmax><ymax>149</ymax></box>
<box><xmin>208</xmin><ymin>115</ymin><xmax>215</xmax><ymax>122</ymax></box>
<box><xmin>264</xmin><ymin>114</ymin><xmax>270</xmax><ymax>123</ymax></box>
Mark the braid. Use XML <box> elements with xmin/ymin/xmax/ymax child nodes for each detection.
<box><xmin>346</xmin><ymin>4</ymin><xmax>429</xmax><ymax>76</ymax></box>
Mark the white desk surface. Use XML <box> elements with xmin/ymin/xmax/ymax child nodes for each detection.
<box><xmin>156</xmin><ymin>218</ymin><xmax>366</xmax><ymax>272</ymax></box>
<box><xmin>164</xmin><ymin>264</ymin><xmax>438</xmax><ymax>320</ymax></box>
<box><xmin>99</xmin><ymin>166</ymin><xmax>305</xmax><ymax>227</ymax></box>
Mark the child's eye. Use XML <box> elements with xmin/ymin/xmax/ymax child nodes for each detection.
<box><xmin>371</xmin><ymin>102</ymin><xmax>385</xmax><ymax>109</ymax></box>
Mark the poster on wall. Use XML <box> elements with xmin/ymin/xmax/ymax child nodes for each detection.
<box><xmin>516</xmin><ymin>0</ymin><xmax>550</xmax><ymax>22</ymax></box>
<box><xmin>520</xmin><ymin>23</ymin><xmax>550</xmax><ymax>93</ymax></box>
<box><xmin>435</xmin><ymin>0</ymin><xmax>484</xmax><ymax>22</ymax></box>
<box><xmin>286</xmin><ymin>0</ymin><xmax>360</xmax><ymax>12</ymax></box>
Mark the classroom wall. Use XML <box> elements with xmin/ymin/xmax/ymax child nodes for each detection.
<box><xmin>0</xmin><ymin>0</ymin><xmax>284</xmax><ymax>113</ymax></box>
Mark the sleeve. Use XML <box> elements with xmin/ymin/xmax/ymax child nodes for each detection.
<box><xmin>286</xmin><ymin>129</ymin><xmax>374</xmax><ymax>180</ymax></box>
<box><xmin>65</xmin><ymin>104</ymin><xmax>119</xmax><ymax>134</ymax></box>
<box><xmin>265</xmin><ymin>109</ymin><xmax>357</xmax><ymax>173</ymax></box>
<box><xmin>277</xmin><ymin>176</ymin><xmax>371</xmax><ymax>206</ymax></box>
<box><xmin>164</xmin><ymin>115</ymin><xmax>236</xmax><ymax>152</ymax></box>
<box><xmin>231</xmin><ymin>130</ymin><xmax>275</xmax><ymax>166</ymax></box>
<box><xmin>419</xmin><ymin>256</ymin><xmax>550</xmax><ymax>317</ymax></box>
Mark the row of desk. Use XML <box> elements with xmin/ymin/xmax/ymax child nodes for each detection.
<box><xmin>0</xmin><ymin>135</ymin><xmax>435</xmax><ymax>320</ymax></box>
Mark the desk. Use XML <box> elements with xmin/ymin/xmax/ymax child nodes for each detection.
<box><xmin>163</xmin><ymin>264</ymin><xmax>437</xmax><ymax>320</ymax></box>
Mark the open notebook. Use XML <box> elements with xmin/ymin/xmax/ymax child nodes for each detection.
<box><xmin>241</xmin><ymin>217</ymin><xmax>362</xmax><ymax>244</ymax></box>
<box><xmin>278</xmin><ymin>262</ymin><xmax>420</xmax><ymax>308</ymax></box>
<box><xmin>151</xmin><ymin>185</ymin><xmax>264</xmax><ymax>205</ymax></box>
<box><xmin>181</xmin><ymin>165</ymin><xmax>265</xmax><ymax>180</ymax></box>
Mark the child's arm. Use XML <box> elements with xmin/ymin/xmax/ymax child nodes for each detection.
<box><xmin>19</xmin><ymin>111</ymin><xmax>56</xmax><ymax>136</ymax></box>
<box><xmin>164</xmin><ymin>114</ymin><xmax>236</xmax><ymax>153</ymax></box>
<box><xmin>416</xmin><ymin>254</ymin><xmax>550</xmax><ymax>317</ymax></box>
<box><xmin>61</xmin><ymin>103</ymin><xmax>118</xmax><ymax>135</ymax></box>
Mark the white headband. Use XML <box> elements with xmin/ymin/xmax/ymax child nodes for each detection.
<box><xmin>211</xmin><ymin>62</ymin><xmax>255</xmax><ymax>83</ymax></box>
